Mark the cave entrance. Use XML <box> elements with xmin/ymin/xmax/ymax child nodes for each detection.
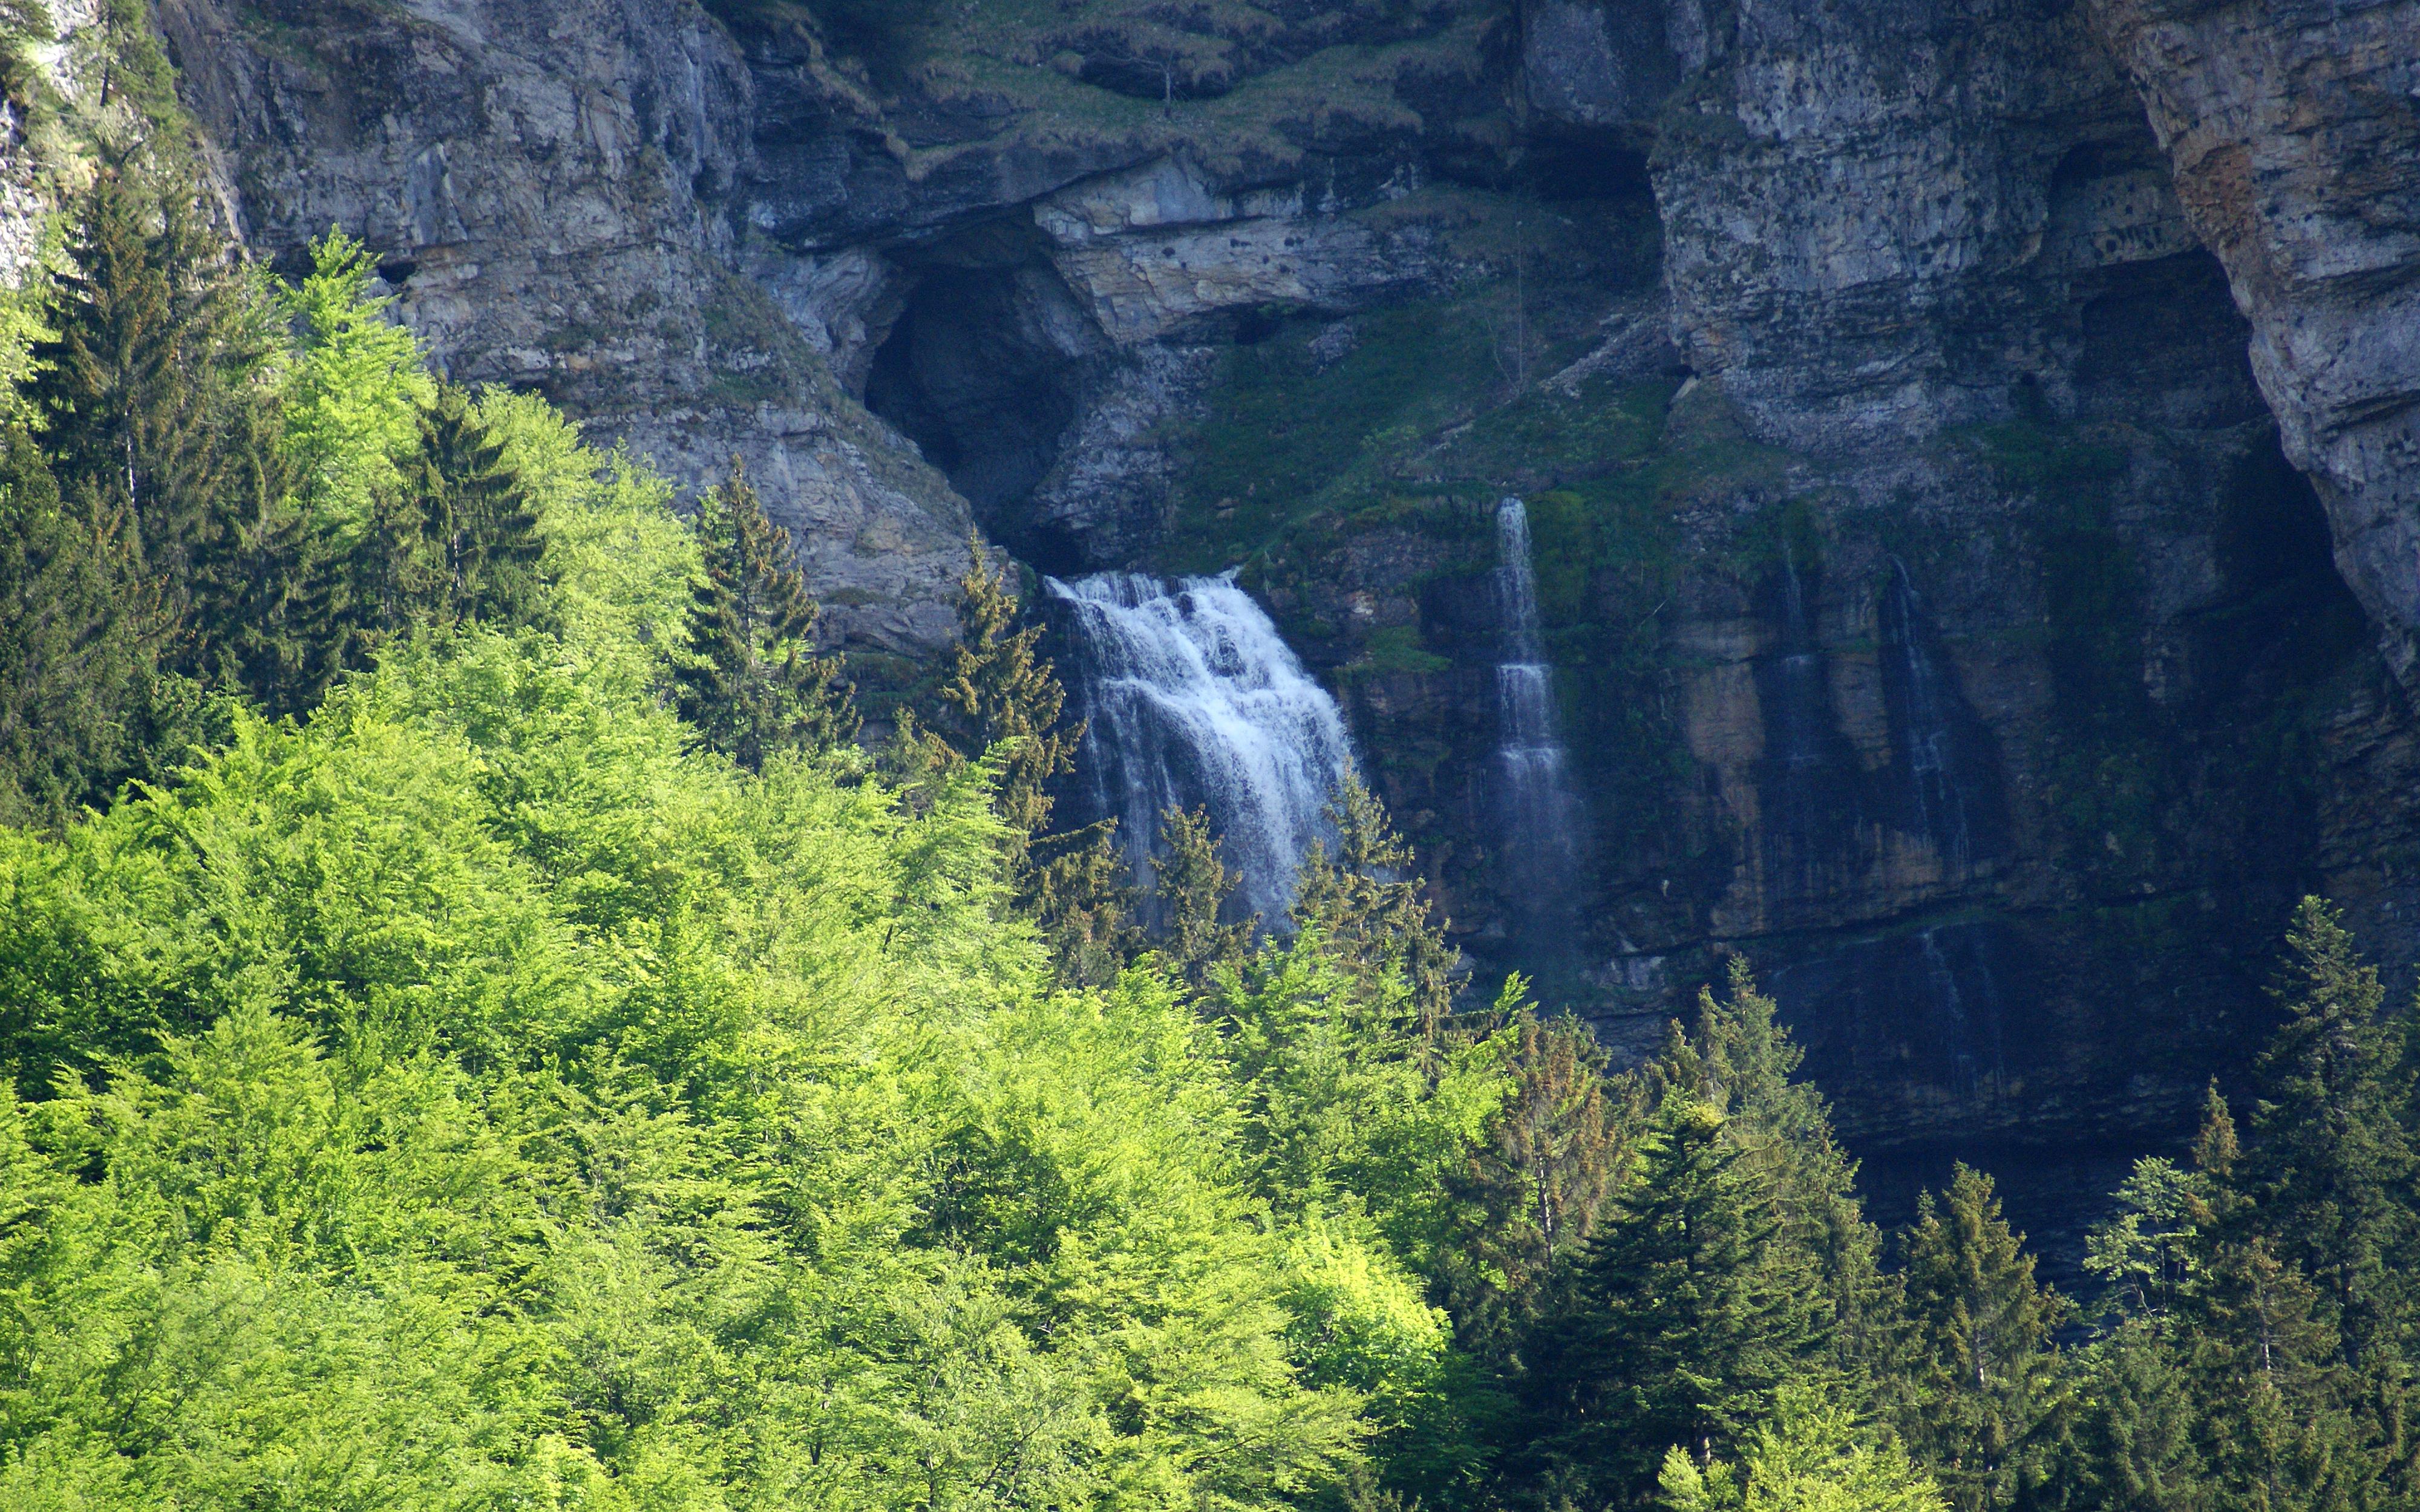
<box><xmin>862</xmin><ymin>241</ymin><xmax>1103</xmax><ymax>576</ymax></box>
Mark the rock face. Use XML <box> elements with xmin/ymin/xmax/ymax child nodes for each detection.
<box><xmin>143</xmin><ymin>0</ymin><xmax>2420</xmax><ymax>1223</ymax></box>
<box><xmin>2089</xmin><ymin>0</ymin><xmax>2420</xmax><ymax>692</ymax></box>
<box><xmin>157</xmin><ymin>0</ymin><xmax>973</xmax><ymax>656</ymax></box>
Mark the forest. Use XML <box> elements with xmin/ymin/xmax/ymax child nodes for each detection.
<box><xmin>2</xmin><ymin>37</ymin><xmax>2420</xmax><ymax>1512</ymax></box>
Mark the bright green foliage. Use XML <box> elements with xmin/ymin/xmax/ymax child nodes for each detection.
<box><xmin>475</xmin><ymin>388</ymin><xmax>698</xmax><ymax>682</ymax></box>
<box><xmin>1528</xmin><ymin>1098</ymin><xmax>1832</xmax><ymax>1508</ymax></box>
<box><xmin>1895</xmin><ymin>1165</ymin><xmax>2068</xmax><ymax>1512</ymax></box>
<box><xmin>277</xmin><ymin>229</ymin><xmax>431</xmax><ymax>527</ymax></box>
<box><xmin>675</xmin><ymin>461</ymin><xmax>852</xmax><ymax>769</ymax></box>
<box><xmin>1661</xmin><ymin>1384</ymin><xmax>1948</xmax><ymax>1512</ymax></box>
<box><xmin>2084</xmin><ymin>1155</ymin><xmax>2205</xmax><ymax>1318</ymax></box>
<box><xmin>0</xmin><ymin>622</ymin><xmax>1385</xmax><ymax>1508</ymax></box>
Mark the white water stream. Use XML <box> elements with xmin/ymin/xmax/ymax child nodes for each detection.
<box><xmin>1493</xmin><ymin>498</ymin><xmax>1587</xmax><ymax>899</ymax></box>
<box><xmin>1046</xmin><ymin>572</ymin><xmax>1356</xmax><ymax>924</ymax></box>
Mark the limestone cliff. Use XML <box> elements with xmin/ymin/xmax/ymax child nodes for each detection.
<box><xmin>109</xmin><ymin>0</ymin><xmax>2420</xmax><ymax>1214</ymax></box>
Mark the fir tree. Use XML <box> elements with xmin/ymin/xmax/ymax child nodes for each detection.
<box><xmin>1153</xmin><ymin>804</ymin><xmax>1249</xmax><ymax>989</ymax></box>
<box><xmin>408</xmin><ymin>386</ymin><xmax>549</xmax><ymax>628</ymax></box>
<box><xmin>1896</xmin><ymin>1165</ymin><xmax>2068</xmax><ymax>1512</ymax></box>
<box><xmin>1528</xmin><ymin>1097</ymin><xmax>1830</xmax><ymax>1507</ymax></box>
<box><xmin>1656</xmin><ymin>959</ymin><xmax>1894</xmax><ymax>1392</ymax></box>
<box><xmin>31</xmin><ymin>160</ymin><xmax>278</xmax><ymax>671</ymax></box>
<box><xmin>1032</xmin><ymin>822</ymin><xmax>1140</xmax><ymax>988</ymax></box>
<box><xmin>674</xmin><ymin>461</ymin><xmax>852</xmax><ymax>770</ymax></box>
<box><xmin>903</xmin><ymin>536</ymin><xmax>1137</xmax><ymax>981</ymax></box>
<box><xmin>1291</xmin><ymin>774</ymin><xmax>1459</xmax><ymax>1036</ymax></box>
<box><xmin>1440</xmin><ymin>1006</ymin><xmax>1638</xmax><ymax>1365</ymax></box>
<box><xmin>921</xmin><ymin>535</ymin><xmax>1080</xmax><ymax>877</ymax></box>
<box><xmin>0</xmin><ymin>423</ymin><xmax>177</xmax><ymax>824</ymax></box>
<box><xmin>2235</xmin><ymin>897</ymin><xmax>2419</xmax><ymax>1365</ymax></box>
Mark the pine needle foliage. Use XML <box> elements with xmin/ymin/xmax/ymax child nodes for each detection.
<box><xmin>1528</xmin><ymin>1097</ymin><xmax>1833</xmax><ymax>1508</ymax></box>
<box><xmin>1896</xmin><ymin>1165</ymin><xmax>2068</xmax><ymax>1512</ymax></box>
<box><xmin>674</xmin><ymin>460</ymin><xmax>853</xmax><ymax>769</ymax></box>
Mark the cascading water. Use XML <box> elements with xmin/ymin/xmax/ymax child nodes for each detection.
<box><xmin>1753</xmin><ymin>545</ymin><xmax>1869</xmax><ymax>911</ymax></box>
<box><xmin>1493</xmin><ymin>498</ymin><xmax>1588</xmax><ymax>922</ymax></box>
<box><xmin>1879</xmin><ymin>558</ymin><xmax>2008</xmax><ymax>874</ymax></box>
<box><xmin>1047</xmin><ymin>572</ymin><xmax>1356</xmax><ymax>924</ymax></box>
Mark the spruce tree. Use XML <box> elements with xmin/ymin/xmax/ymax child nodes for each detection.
<box><xmin>1290</xmin><ymin>774</ymin><xmax>1459</xmax><ymax>1035</ymax></box>
<box><xmin>31</xmin><ymin>160</ymin><xmax>282</xmax><ymax>685</ymax></box>
<box><xmin>1153</xmin><ymin>804</ymin><xmax>1249</xmax><ymax>989</ymax></box>
<box><xmin>1441</xmin><ymin>1007</ymin><xmax>1637</xmax><ymax>1365</ymax></box>
<box><xmin>675</xmin><ymin>461</ymin><xmax>852</xmax><ymax>770</ymax></box>
<box><xmin>1528</xmin><ymin>1097</ymin><xmax>1830</xmax><ymax>1507</ymax></box>
<box><xmin>0</xmin><ymin>423</ymin><xmax>175</xmax><ymax>824</ymax></box>
<box><xmin>1657</xmin><ymin>959</ymin><xmax>1894</xmax><ymax>1390</ymax></box>
<box><xmin>902</xmin><ymin>536</ymin><xmax>1138</xmax><ymax>981</ymax></box>
<box><xmin>1033</xmin><ymin>823</ymin><xmax>1140</xmax><ymax>988</ymax></box>
<box><xmin>410</xmin><ymin>386</ymin><xmax>548</xmax><ymax>628</ymax></box>
<box><xmin>2235</xmin><ymin>897</ymin><xmax>2419</xmax><ymax>1364</ymax></box>
<box><xmin>1897</xmin><ymin>1165</ymin><xmax>2068</xmax><ymax>1512</ymax></box>
<box><xmin>921</xmin><ymin>535</ymin><xmax>1079</xmax><ymax>876</ymax></box>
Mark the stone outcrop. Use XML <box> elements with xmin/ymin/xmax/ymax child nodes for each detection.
<box><xmin>157</xmin><ymin>0</ymin><xmax>973</xmax><ymax>654</ymax></box>
<box><xmin>2089</xmin><ymin>0</ymin><xmax>2420</xmax><ymax>692</ymax></box>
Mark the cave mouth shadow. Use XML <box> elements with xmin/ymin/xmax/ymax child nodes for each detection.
<box><xmin>862</xmin><ymin>232</ymin><xmax>1102</xmax><ymax>578</ymax></box>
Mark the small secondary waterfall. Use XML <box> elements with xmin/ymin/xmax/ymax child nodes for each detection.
<box><xmin>1047</xmin><ymin>572</ymin><xmax>1356</xmax><ymax>924</ymax></box>
<box><xmin>1493</xmin><ymin>498</ymin><xmax>1588</xmax><ymax>913</ymax></box>
<box><xmin>1879</xmin><ymin>558</ymin><xmax>2007</xmax><ymax>874</ymax></box>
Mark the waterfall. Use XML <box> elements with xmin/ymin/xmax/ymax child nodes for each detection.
<box><xmin>1493</xmin><ymin>498</ymin><xmax>1588</xmax><ymax>910</ymax></box>
<box><xmin>1879</xmin><ymin>558</ymin><xmax>2007</xmax><ymax>873</ymax></box>
<box><xmin>1046</xmin><ymin>572</ymin><xmax>1356</xmax><ymax>924</ymax></box>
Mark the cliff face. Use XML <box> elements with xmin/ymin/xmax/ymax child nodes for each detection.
<box><xmin>145</xmin><ymin>0</ymin><xmax>2420</xmax><ymax>1201</ymax></box>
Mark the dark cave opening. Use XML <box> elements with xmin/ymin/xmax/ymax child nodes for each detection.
<box><xmin>861</xmin><ymin>252</ymin><xmax>1099</xmax><ymax>577</ymax></box>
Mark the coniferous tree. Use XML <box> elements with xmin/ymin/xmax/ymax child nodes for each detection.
<box><xmin>918</xmin><ymin>535</ymin><xmax>1080</xmax><ymax>872</ymax></box>
<box><xmin>1656</xmin><ymin>959</ymin><xmax>1894</xmax><ymax>1391</ymax></box>
<box><xmin>1896</xmin><ymin>1165</ymin><xmax>2068</xmax><ymax>1512</ymax></box>
<box><xmin>1291</xmin><ymin>774</ymin><xmax>1459</xmax><ymax>1036</ymax></box>
<box><xmin>31</xmin><ymin>160</ymin><xmax>281</xmax><ymax>681</ymax></box>
<box><xmin>409</xmin><ymin>386</ymin><xmax>548</xmax><ymax>628</ymax></box>
<box><xmin>1441</xmin><ymin>1006</ymin><xmax>1638</xmax><ymax>1365</ymax></box>
<box><xmin>904</xmin><ymin>536</ymin><xmax>1136</xmax><ymax>981</ymax></box>
<box><xmin>2235</xmin><ymin>897</ymin><xmax>2418</xmax><ymax>1365</ymax></box>
<box><xmin>1033</xmin><ymin>823</ymin><xmax>1141</xmax><ymax>987</ymax></box>
<box><xmin>0</xmin><ymin>424</ymin><xmax>176</xmax><ymax>824</ymax></box>
<box><xmin>674</xmin><ymin>460</ymin><xmax>852</xmax><ymax>770</ymax></box>
<box><xmin>1153</xmin><ymin>804</ymin><xmax>1249</xmax><ymax>989</ymax></box>
<box><xmin>34</xmin><ymin>163</ymin><xmax>206</xmax><ymax>583</ymax></box>
<box><xmin>1528</xmin><ymin>1097</ymin><xmax>1831</xmax><ymax>1507</ymax></box>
